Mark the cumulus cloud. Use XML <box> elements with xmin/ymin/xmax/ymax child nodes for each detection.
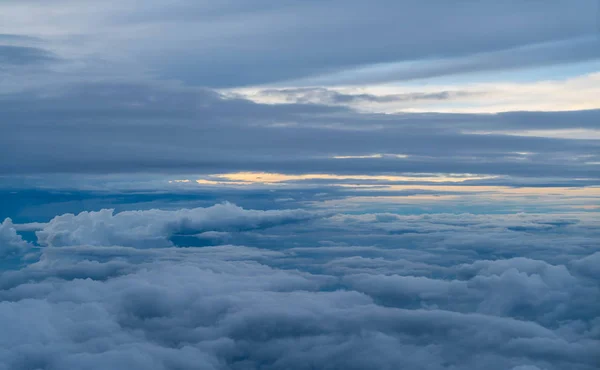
<box><xmin>0</xmin><ymin>218</ymin><xmax>32</xmax><ymax>258</ymax></box>
<box><xmin>292</xmin><ymin>36</ymin><xmax>600</xmax><ymax>87</ymax></box>
<box><xmin>1</xmin><ymin>205</ymin><xmax>599</xmax><ymax>369</ymax></box>
<box><xmin>571</xmin><ymin>252</ymin><xmax>600</xmax><ymax>280</ymax></box>
<box><xmin>35</xmin><ymin>203</ymin><xmax>321</xmax><ymax>248</ymax></box>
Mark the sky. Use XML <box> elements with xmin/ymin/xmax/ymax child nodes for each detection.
<box><xmin>1</xmin><ymin>1</ymin><xmax>599</xmax><ymax>370</ymax></box>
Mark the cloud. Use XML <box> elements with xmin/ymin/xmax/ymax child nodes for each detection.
<box><xmin>571</xmin><ymin>252</ymin><xmax>600</xmax><ymax>280</ymax></box>
<box><xmin>344</xmin><ymin>257</ymin><xmax>594</xmax><ymax>326</ymax></box>
<box><xmin>35</xmin><ymin>202</ymin><xmax>321</xmax><ymax>248</ymax></box>
<box><xmin>247</xmin><ymin>87</ymin><xmax>480</xmax><ymax>105</ymax></box>
<box><xmin>1</xmin><ymin>205</ymin><xmax>599</xmax><ymax>369</ymax></box>
<box><xmin>291</xmin><ymin>36</ymin><xmax>600</xmax><ymax>86</ymax></box>
<box><xmin>0</xmin><ymin>1</ymin><xmax>598</xmax><ymax>368</ymax></box>
<box><xmin>1</xmin><ymin>82</ymin><xmax>599</xmax><ymax>183</ymax></box>
<box><xmin>0</xmin><ymin>218</ymin><xmax>32</xmax><ymax>258</ymax></box>
<box><xmin>0</xmin><ymin>45</ymin><xmax>57</xmax><ymax>66</ymax></box>
<box><xmin>0</xmin><ymin>1</ymin><xmax>598</xmax><ymax>87</ymax></box>
<box><xmin>231</xmin><ymin>72</ymin><xmax>600</xmax><ymax>114</ymax></box>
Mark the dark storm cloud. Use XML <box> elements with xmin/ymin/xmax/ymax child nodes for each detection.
<box><xmin>1</xmin><ymin>82</ymin><xmax>599</xmax><ymax>180</ymax></box>
<box><xmin>0</xmin><ymin>206</ymin><xmax>598</xmax><ymax>370</ymax></box>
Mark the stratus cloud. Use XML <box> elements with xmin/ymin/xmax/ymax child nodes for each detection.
<box><xmin>35</xmin><ymin>203</ymin><xmax>321</xmax><ymax>248</ymax></box>
<box><xmin>231</xmin><ymin>72</ymin><xmax>600</xmax><ymax>114</ymax></box>
<box><xmin>0</xmin><ymin>44</ymin><xmax>57</xmax><ymax>65</ymax></box>
<box><xmin>235</xmin><ymin>87</ymin><xmax>480</xmax><ymax>106</ymax></box>
<box><xmin>1</xmin><ymin>82</ymin><xmax>599</xmax><ymax>182</ymax></box>
<box><xmin>3</xmin><ymin>0</ymin><xmax>597</xmax><ymax>87</ymax></box>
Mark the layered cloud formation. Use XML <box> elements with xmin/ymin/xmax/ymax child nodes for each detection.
<box><xmin>1</xmin><ymin>204</ymin><xmax>598</xmax><ymax>370</ymax></box>
<box><xmin>1</xmin><ymin>2</ymin><xmax>599</xmax><ymax>369</ymax></box>
<box><xmin>1</xmin><ymin>1</ymin><xmax>599</xmax><ymax>188</ymax></box>
<box><xmin>2</xmin><ymin>0</ymin><xmax>598</xmax><ymax>87</ymax></box>
<box><xmin>1</xmin><ymin>82</ymin><xmax>598</xmax><ymax>184</ymax></box>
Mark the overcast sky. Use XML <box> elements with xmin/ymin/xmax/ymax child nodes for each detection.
<box><xmin>1</xmin><ymin>1</ymin><xmax>599</xmax><ymax>188</ymax></box>
<box><xmin>1</xmin><ymin>1</ymin><xmax>600</xmax><ymax>194</ymax></box>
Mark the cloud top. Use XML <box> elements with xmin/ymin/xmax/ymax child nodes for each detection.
<box><xmin>35</xmin><ymin>203</ymin><xmax>320</xmax><ymax>248</ymax></box>
<box><xmin>1</xmin><ymin>204</ymin><xmax>598</xmax><ymax>369</ymax></box>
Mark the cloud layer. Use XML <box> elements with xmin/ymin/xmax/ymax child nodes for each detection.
<box><xmin>1</xmin><ymin>205</ymin><xmax>598</xmax><ymax>370</ymax></box>
<box><xmin>2</xmin><ymin>2</ymin><xmax>599</xmax><ymax>369</ymax></box>
<box><xmin>1</xmin><ymin>82</ymin><xmax>598</xmax><ymax>183</ymax></box>
<box><xmin>2</xmin><ymin>0</ymin><xmax>597</xmax><ymax>87</ymax></box>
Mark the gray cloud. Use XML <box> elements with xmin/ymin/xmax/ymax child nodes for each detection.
<box><xmin>0</xmin><ymin>45</ymin><xmax>57</xmax><ymax>65</ymax></box>
<box><xmin>2</xmin><ymin>3</ymin><xmax>599</xmax><ymax>369</ymax></box>
<box><xmin>34</xmin><ymin>203</ymin><xmax>322</xmax><ymax>248</ymax></box>
<box><xmin>1</xmin><ymin>1</ymin><xmax>598</xmax><ymax>86</ymax></box>
<box><xmin>571</xmin><ymin>252</ymin><xmax>600</xmax><ymax>280</ymax></box>
<box><xmin>1</xmin><ymin>82</ymin><xmax>599</xmax><ymax>181</ymax></box>
<box><xmin>255</xmin><ymin>87</ymin><xmax>480</xmax><ymax>105</ymax></box>
<box><xmin>293</xmin><ymin>36</ymin><xmax>600</xmax><ymax>86</ymax></box>
<box><xmin>141</xmin><ymin>0</ymin><xmax>600</xmax><ymax>86</ymax></box>
<box><xmin>0</xmin><ymin>206</ymin><xmax>598</xmax><ymax>369</ymax></box>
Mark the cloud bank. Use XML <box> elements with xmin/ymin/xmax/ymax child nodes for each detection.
<box><xmin>1</xmin><ymin>82</ymin><xmax>598</xmax><ymax>184</ymax></box>
<box><xmin>34</xmin><ymin>203</ymin><xmax>320</xmax><ymax>248</ymax></box>
<box><xmin>3</xmin><ymin>0</ymin><xmax>597</xmax><ymax>87</ymax></box>
<box><xmin>1</xmin><ymin>205</ymin><xmax>598</xmax><ymax>370</ymax></box>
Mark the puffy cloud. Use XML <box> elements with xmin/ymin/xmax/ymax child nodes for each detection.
<box><xmin>571</xmin><ymin>252</ymin><xmax>600</xmax><ymax>280</ymax></box>
<box><xmin>0</xmin><ymin>218</ymin><xmax>32</xmax><ymax>258</ymax></box>
<box><xmin>35</xmin><ymin>203</ymin><xmax>321</xmax><ymax>248</ymax></box>
<box><xmin>344</xmin><ymin>257</ymin><xmax>599</xmax><ymax>328</ymax></box>
<box><xmin>1</xmin><ymin>244</ymin><xmax>597</xmax><ymax>370</ymax></box>
<box><xmin>1</xmin><ymin>205</ymin><xmax>599</xmax><ymax>369</ymax></box>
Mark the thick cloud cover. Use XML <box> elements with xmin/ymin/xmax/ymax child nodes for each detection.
<box><xmin>2</xmin><ymin>0</ymin><xmax>597</xmax><ymax>86</ymax></box>
<box><xmin>1</xmin><ymin>1</ymin><xmax>599</xmax><ymax>190</ymax></box>
<box><xmin>1</xmin><ymin>82</ymin><xmax>599</xmax><ymax>181</ymax></box>
<box><xmin>1</xmin><ymin>1</ymin><xmax>599</xmax><ymax>184</ymax></box>
<box><xmin>1</xmin><ymin>1</ymin><xmax>599</xmax><ymax>367</ymax></box>
<box><xmin>1</xmin><ymin>204</ymin><xmax>598</xmax><ymax>370</ymax></box>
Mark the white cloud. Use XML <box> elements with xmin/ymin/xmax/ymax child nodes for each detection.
<box><xmin>35</xmin><ymin>203</ymin><xmax>321</xmax><ymax>248</ymax></box>
<box><xmin>0</xmin><ymin>218</ymin><xmax>33</xmax><ymax>258</ymax></box>
<box><xmin>231</xmin><ymin>72</ymin><xmax>600</xmax><ymax>114</ymax></box>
